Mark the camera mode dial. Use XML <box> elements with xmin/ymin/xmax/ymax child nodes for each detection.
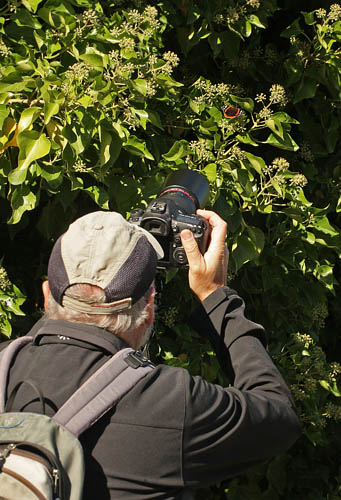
<box><xmin>173</xmin><ymin>247</ymin><xmax>187</xmax><ymax>265</ymax></box>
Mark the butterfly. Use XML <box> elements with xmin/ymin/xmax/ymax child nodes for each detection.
<box><xmin>221</xmin><ymin>105</ymin><xmax>243</xmax><ymax>118</ymax></box>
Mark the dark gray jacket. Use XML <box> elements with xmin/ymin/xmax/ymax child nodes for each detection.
<box><xmin>2</xmin><ymin>287</ymin><xmax>301</xmax><ymax>499</ymax></box>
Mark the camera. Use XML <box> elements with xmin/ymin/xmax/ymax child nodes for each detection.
<box><xmin>129</xmin><ymin>169</ymin><xmax>210</xmax><ymax>268</ymax></box>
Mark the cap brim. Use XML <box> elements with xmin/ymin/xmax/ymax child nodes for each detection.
<box><xmin>134</xmin><ymin>225</ymin><xmax>164</xmax><ymax>260</ymax></box>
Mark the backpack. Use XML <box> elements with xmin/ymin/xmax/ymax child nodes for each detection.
<box><xmin>0</xmin><ymin>335</ymin><xmax>154</xmax><ymax>500</ymax></box>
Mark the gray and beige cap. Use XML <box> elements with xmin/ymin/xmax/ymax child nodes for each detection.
<box><xmin>48</xmin><ymin>211</ymin><xmax>163</xmax><ymax>314</ymax></box>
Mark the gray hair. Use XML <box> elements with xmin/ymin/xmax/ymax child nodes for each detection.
<box><xmin>45</xmin><ymin>283</ymin><xmax>154</xmax><ymax>338</ymax></box>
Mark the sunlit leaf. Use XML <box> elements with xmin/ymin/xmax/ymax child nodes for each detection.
<box><xmin>17</xmin><ymin>107</ymin><xmax>41</xmax><ymax>134</ymax></box>
<box><xmin>244</xmin><ymin>152</ymin><xmax>265</xmax><ymax>174</ymax></box>
<box><xmin>22</xmin><ymin>0</ymin><xmax>42</xmax><ymax>13</ymax></box>
<box><xmin>162</xmin><ymin>140</ymin><xmax>191</xmax><ymax>161</ymax></box>
<box><xmin>263</xmin><ymin>131</ymin><xmax>299</xmax><ymax>151</ymax></box>
<box><xmin>8</xmin><ymin>184</ymin><xmax>38</xmax><ymax>224</ymax></box>
<box><xmin>8</xmin><ymin>131</ymin><xmax>50</xmax><ymax>185</ymax></box>
<box><xmin>84</xmin><ymin>185</ymin><xmax>109</xmax><ymax>209</ymax></box>
<box><xmin>124</xmin><ymin>136</ymin><xmax>154</xmax><ymax>160</ymax></box>
<box><xmin>203</xmin><ymin>163</ymin><xmax>217</xmax><ymax>183</ymax></box>
<box><xmin>44</xmin><ymin>102</ymin><xmax>60</xmax><ymax>125</ymax></box>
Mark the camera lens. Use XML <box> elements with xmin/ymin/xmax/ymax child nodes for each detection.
<box><xmin>159</xmin><ymin>170</ymin><xmax>209</xmax><ymax>215</ymax></box>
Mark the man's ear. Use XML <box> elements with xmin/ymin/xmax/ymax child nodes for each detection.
<box><xmin>42</xmin><ymin>280</ymin><xmax>50</xmax><ymax>310</ymax></box>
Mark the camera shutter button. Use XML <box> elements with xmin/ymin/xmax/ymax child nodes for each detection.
<box><xmin>151</xmin><ymin>201</ymin><xmax>167</xmax><ymax>213</ymax></box>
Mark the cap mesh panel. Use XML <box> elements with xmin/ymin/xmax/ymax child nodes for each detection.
<box><xmin>48</xmin><ymin>236</ymin><xmax>70</xmax><ymax>305</ymax></box>
<box><xmin>104</xmin><ymin>236</ymin><xmax>157</xmax><ymax>304</ymax></box>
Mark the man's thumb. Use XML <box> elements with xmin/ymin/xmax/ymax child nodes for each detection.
<box><xmin>180</xmin><ymin>229</ymin><xmax>201</xmax><ymax>263</ymax></box>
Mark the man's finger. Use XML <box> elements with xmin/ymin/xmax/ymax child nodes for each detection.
<box><xmin>197</xmin><ymin>209</ymin><xmax>227</xmax><ymax>254</ymax></box>
<box><xmin>180</xmin><ymin>229</ymin><xmax>202</xmax><ymax>267</ymax></box>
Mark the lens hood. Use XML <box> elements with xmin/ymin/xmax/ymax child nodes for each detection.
<box><xmin>160</xmin><ymin>170</ymin><xmax>210</xmax><ymax>210</ymax></box>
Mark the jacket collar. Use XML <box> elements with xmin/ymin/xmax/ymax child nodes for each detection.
<box><xmin>29</xmin><ymin>317</ymin><xmax>131</xmax><ymax>355</ymax></box>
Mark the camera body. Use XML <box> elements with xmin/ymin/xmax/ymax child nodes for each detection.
<box><xmin>129</xmin><ymin>170</ymin><xmax>210</xmax><ymax>268</ymax></box>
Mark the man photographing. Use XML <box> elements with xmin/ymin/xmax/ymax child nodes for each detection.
<box><xmin>1</xmin><ymin>209</ymin><xmax>301</xmax><ymax>499</ymax></box>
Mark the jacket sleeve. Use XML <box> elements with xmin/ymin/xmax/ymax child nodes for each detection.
<box><xmin>183</xmin><ymin>287</ymin><xmax>301</xmax><ymax>487</ymax></box>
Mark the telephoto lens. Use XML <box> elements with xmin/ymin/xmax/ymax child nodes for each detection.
<box><xmin>158</xmin><ymin>170</ymin><xmax>210</xmax><ymax>214</ymax></box>
<box><xmin>129</xmin><ymin>169</ymin><xmax>211</xmax><ymax>267</ymax></box>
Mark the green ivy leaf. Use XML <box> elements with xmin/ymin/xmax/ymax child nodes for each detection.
<box><xmin>112</xmin><ymin>122</ymin><xmax>128</xmax><ymax>140</ymax></box>
<box><xmin>135</xmin><ymin>109</ymin><xmax>148</xmax><ymax>130</ymax></box>
<box><xmin>8</xmin><ymin>183</ymin><xmax>38</xmax><ymax>224</ymax></box>
<box><xmin>165</xmin><ymin>268</ymin><xmax>178</xmax><ymax>284</ymax></box>
<box><xmin>17</xmin><ymin>107</ymin><xmax>41</xmax><ymax>134</ymax></box>
<box><xmin>244</xmin><ymin>20</ymin><xmax>252</xmax><ymax>38</ymax></box>
<box><xmin>270</xmin><ymin>178</ymin><xmax>284</xmax><ymax>196</ymax></box>
<box><xmin>244</xmin><ymin>152</ymin><xmax>265</xmax><ymax>175</ymax></box>
<box><xmin>156</xmin><ymin>73</ymin><xmax>183</xmax><ymax>89</ymax></box>
<box><xmin>231</xmin><ymin>235</ymin><xmax>258</xmax><ymax>271</ymax></box>
<box><xmin>124</xmin><ymin>136</ymin><xmax>154</xmax><ymax>160</ymax></box>
<box><xmin>336</xmin><ymin>195</ymin><xmax>341</xmax><ymax>213</ymax></box>
<box><xmin>79</xmin><ymin>51</ymin><xmax>104</xmax><ymax>69</ymax></box>
<box><xmin>293</xmin><ymin>77</ymin><xmax>319</xmax><ymax>103</ymax></box>
<box><xmin>302</xmin><ymin>11</ymin><xmax>316</xmax><ymax>26</ymax></box>
<box><xmin>22</xmin><ymin>0</ymin><xmax>43</xmax><ymax>13</ymax></box>
<box><xmin>8</xmin><ymin>131</ymin><xmax>51</xmax><ymax>185</ymax></box>
<box><xmin>84</xmin><ymin>185</ymin><xmax>109</xmax><ymax>209</ymax></box>
<box><xmin>319</xmin><ymin>380</ymin><xmax>341</xmax><ymax>397</ymax></box>
<box><xmin>230</xmin><ymin>95</ymin><xmax>254</xmax><ymax>112</ymax></box>
<box><xmin>248</xmin><ymin>14</ymin><xmax>266</xmax><ymax>29</ymax></box>
<box><xmin>0</xmin><ymin>78</ymin><xmax>35</xmax><ymax>94</ymax></box>
<box><xmin>2</xmin><ymin>297</ymin><xmax>25</xmax><ymax>316</ymax></box>
<box><xmin>203</xmin><ymin>163</ymin><xmax>217</xmax><ymax>183</ymax></box>
<box><xmin>44</xmin><ymin>102</ymin><xmax>60</xmax><ymax>125</ymax></box>
<box><xmin>98</xmin><ymin>126</ymin><xmax>122</xmax><ymax>167</ymax></box>
<box><xmin>246</xmin><ymin>226</ymin><xmax>265</xmax><ymax>254</ymax></box>
<box><xmin>281</xmin><ymin>18</ymin><xmax>302</xmax><ymax>38</ymax></box>
<box><xmin>0</xmin><ymin>313</ymin><xmax>12</xmax><ymax>338</ymax></box>
<box><xmin>99</xmin><ymin>126</ymin><xmax>113</xmax><ymax>167</ymax></box>
<box><xmin>0</xmin><ymin>105</ymin><xmax>9</xmax><ymax>130</ymax></box>
<box><xmin>62</xmin><ymin>123</ymin><xmax>89</xmax><ymax>155</ymax></box>
<box><xmin>271</xmin><ymin>111</ymin><xmax>299</xmax><ymax>124</ymax></box>
<box><xmin>303</xmin><ymin>231</ymin><xmax>316</xmax><ymax>244</ymax></box>
<box><xmin>132</xmin><ymin>79</ymin><xmax>148</xmax><ymax>96</ymax></box>
<box><xmin>236</xmin><ymin>133</ymin><xmax>258</xmax><ymax>146</ymax></box>
<box><xmin>265</xmin><ymin>118</ymin><xmax>284</xmax><ymax>140</ymax></box>
<box><xmin>208</xmin><ymin>107</ymin><xmax>222</xmax><ymax>122</ymax></box>
<box><xmin>162</xmin><ymin>140</ymin><xmax>191</xmax><ymax>161</ymax></box>
<box><xmin>40</xmin><ymin>163</ymin><xmax>63</xmax><ymax>189</ymax></box>
<box><xmin>189</xmin><ymin>99</ymin><xmax>201</xmax><ymax>114</ymax></box>
<box><xmin>314</xmin><ymin>216</ymin><xmax>338</xmax><ymax>236</ymax></box>
<box><xmin>13</xmin><ymin>8</ymin><xmax>42</xmax><ymax>28</ymax></box>
<box><xmin>314</xmin><ymin>264</ymin><xmax>338</xmax><ymax>290</ymax></box>
<box><xmin>147</xmin><ymin>110</ymin><xmax>163</xmax><ymax>129</ymax></box>
<box><xmin>263</xmin><ymin>131</ymin><xmax>299</xmax><ymax>151</ymax></box>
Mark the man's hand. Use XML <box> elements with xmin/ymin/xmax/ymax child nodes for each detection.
<box><xmin>180</xmin><ymin>209</ymin><xmax>228</xmax><ymax>302</ymax></box>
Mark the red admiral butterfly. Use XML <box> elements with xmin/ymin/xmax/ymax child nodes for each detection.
<box><xmin>221</xmin><ymin>105</ymin><xmax>243</xmax><ymax>118</ymax></box>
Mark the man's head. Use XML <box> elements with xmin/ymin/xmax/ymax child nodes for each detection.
<box><xmin>43</xmin><ymin>211</ymin><xmax>163</xmax><ymax>348</ymax></box>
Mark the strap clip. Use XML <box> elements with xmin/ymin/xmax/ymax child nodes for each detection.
<box><xmin>125</xmin><ymin>351</ymin><xmax>153</xmax><ymax>369</ymax></box>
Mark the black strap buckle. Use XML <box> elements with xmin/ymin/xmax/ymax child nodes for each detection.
<box><xmin>125</xmin><ymin>351</ymin><xmax>153</xmax><ymax>369</ymax></box>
